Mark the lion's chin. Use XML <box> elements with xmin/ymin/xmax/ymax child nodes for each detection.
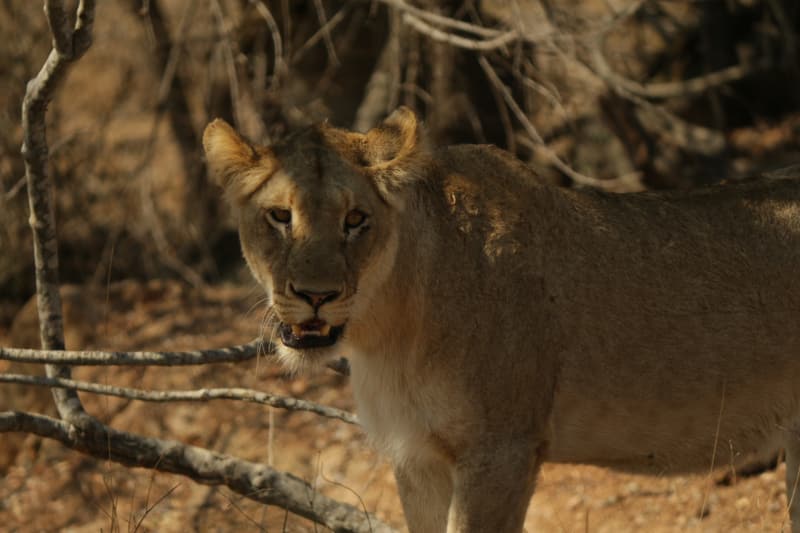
<box><xmin>275</xmin><ymin>341</ymin><xmax>344</xmax><ymax>376</ymax></box>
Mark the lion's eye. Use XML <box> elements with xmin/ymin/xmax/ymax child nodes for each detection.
<box><xmin>344</xmin><ymin>209</ymin><xmax>367</xmax><ymax>230</ymax></box>
<box><xmin>267</xmin><ymin>208</ymin><xmax>292</xmax><ymax>225</ymax></box>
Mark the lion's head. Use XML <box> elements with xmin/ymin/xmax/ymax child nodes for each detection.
<box><xmin>203</xmin><ymin>108</ymin><xmax>428</xmax><ymax>370</ymax></box>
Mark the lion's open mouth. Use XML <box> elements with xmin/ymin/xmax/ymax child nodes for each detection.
<box><xmin>279</xmin><ymin>319</ymin><xmax>344</xmax><ymax>349</ymax></box>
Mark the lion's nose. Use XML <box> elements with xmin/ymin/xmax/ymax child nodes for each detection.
<box><xmin>290</xmin><ymin>284</ymin><xmax>341</xmax><ymax>309</ymax></box>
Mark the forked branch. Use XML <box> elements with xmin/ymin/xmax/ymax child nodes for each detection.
<box><xmin>22</xmin><ymin>0</ymin><xmax>97</xmax><ymax>425</ymax></box>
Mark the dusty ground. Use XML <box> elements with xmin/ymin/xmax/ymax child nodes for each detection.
<box><xmin>0</xmin><ymin>280</ymin><xmax>792</xmax><ymax>532</ymax></box>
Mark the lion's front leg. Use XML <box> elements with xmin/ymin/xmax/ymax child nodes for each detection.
<box><xmin>446</xmin><ymin>439</ymin><xmax>545</xmax><ymax>533</ymax></box>
<box><xmin>394</xmin><ymin>458</ymin><xmax>453</xmax><ymax>533</ymax></box>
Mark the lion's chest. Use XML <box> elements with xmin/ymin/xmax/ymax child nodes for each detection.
<box><xmin>348</xmin><ymin>351</ymin><xmax>458</xmax><ymax>465</ymax></box>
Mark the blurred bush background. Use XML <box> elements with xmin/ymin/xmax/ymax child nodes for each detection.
<box><xmin>2</xmin><ymin>0</ymin><xmax>799</xmax><ymax>323</ymax></box>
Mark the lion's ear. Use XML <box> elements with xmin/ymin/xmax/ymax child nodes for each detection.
<box><xmin>203</xmin><ymin>119</ymin><xmax>278</xmax><ymax>203</ymax></box>
<box><xmin>363</xmin><ymin>107</ymin><xmax>422</xmax><ymax>165</ymax></box>
<box><xmin>362</xmin><ymin>107</ymin><xmax>429</xmax><ymax>201</ymax></box>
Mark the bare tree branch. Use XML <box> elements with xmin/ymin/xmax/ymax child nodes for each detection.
<box><xmin>0</xmin><ymin>411</ymin><xmax>393</xmax><ymax>533</ymax></box>
<box><xmin>0</xmin><ymin>374</ymin><xmax>359</xmax><ymax>424</ymax></box>
<box><xmin>21</xmin><ymin>0</ymin><xmax>97</xmax><ymax>425</ymax></box>
<box><xmin>0</xmin><ymin>340</ymin><xmax>351</xmax><ymax>375</ymax></box>
<box><xmin>377</xmin><ymin>0</ymin><xmax>502</xmax><ymax>38</ymax></box>
<box><xmin>477</xmin><ymin>55</ymin><xmax>643</xmax><ymax>192</ymax></box>
<box><xmin>0</xmin><ymin>340</ymin><xmax>264</xmax><ymax>366</ymax></box>
<box><xmin>401</xmin><ymin>13</ymin><xmax>517</xmax><ymax>52</ymax></box>
<box><xmin>583</xmin><ymin>47</ymin><xmax>727</xmax><ymax>156</ymax></box>
<box><xmin>587</xmin><ymin>43</ymin><xmax>771</xmax><ymax>100</ymax></box>
<box><xmin>387</xmin><ymin>0</ymin><xmax>644</xmax><ymax>52</ymax></box>
<box><xmin>292</xmin><ymin>2</ymin><xmax>350</xmax><ymax>65</ymax></box>
<box><xmin>528</xmin><ymin>2</ymin><xmax>728</xmax><ymax>159</ymax></box>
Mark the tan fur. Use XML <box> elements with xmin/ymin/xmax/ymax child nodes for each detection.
<box><xmin>204</xmin><ymin>107</ymin><xmax>800</xmax><ymax>533</ymax></box>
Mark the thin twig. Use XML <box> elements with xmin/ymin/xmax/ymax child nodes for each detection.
<box><xmin>132</xmin><ymin>483</ymin><xmax>181</xmax><ymax>532</ymax></box>
<box><xmin>138</xmin><ymin>174</ymin><xmax>206</xmax><ymax>287</ymax></box>
<box><xmin>250</xmin><ymin>0</ymin><xmax>287</xmax><ymax>89</ymax></box>
<box><xmin>486</xmin><ymin>64</ymin><xmax>516</xmax><ymax>153</ymax></box>
<box><xmin>401</xmin><ymin>13</ymin><xmax>518</xmax><ymax>52</ymax></box>
<box><xmin>312</xmin><ymin>0</ymin><xmax>339</xmax><ymax>66</ymax></box>
<box><xmin>589</xmin><ymin>46</ymin><xmax>770</xmax><ymax>100</ymax></box>
<box><xmin>0</xmin><ymin>374</ymin><xmax>359</xmax><ymax>425</ymax></box>
<box><xmin>209</xmin><ymin>0</ymin><xmax>243</xmax><ymax>130</ymax></box>
<box><xmin>4</xmin><ymin>175</ymin><xmax>27</xmax><ymax>200</ymax></box>
<box><xmin>516</xmin><ymin>61</ymin><xmax>564</xmax><ymax>114</ymax></box>
<box><xmin>155</xmin><ymin>0</ymin><xmax>198</xmax><ymax>105</ymax></box>
<box><xmin>292</xmin><ymin>3</ymin><xmax>350</xmax><ymax>64</ymax></box>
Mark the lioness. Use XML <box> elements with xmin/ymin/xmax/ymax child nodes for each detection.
<box><xmin>204</xmin><ymin>107</ymin><xmax>800</xmax><ymax>533</ymax></box>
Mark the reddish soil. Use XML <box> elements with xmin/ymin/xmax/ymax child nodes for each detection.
<box><xmin>0</xmin><ymin>281</ymin><xmax>791</xmax><ymax>532</ymax></box>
